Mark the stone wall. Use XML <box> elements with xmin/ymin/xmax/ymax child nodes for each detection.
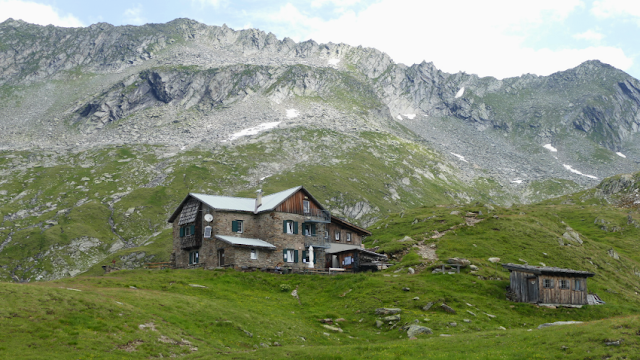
<box><xmin>172</xmin><ymin>201</ymin><xmax>374</xmax><ymax>270</ymax></box>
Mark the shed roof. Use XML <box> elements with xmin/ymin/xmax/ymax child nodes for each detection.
<box><xmin>502</xmin><ymin>263</ymin><xmax>595</xmax><ymax>277</ymax></box>
<box><xmin>325</xmin><ymin>243</ymin><xmax>387</xmax><ymax>259</ymax></box>
<box><xmin>214</xmin><ymin>235</ymin><xmax>276</xmax><ymax>249</ymax></box>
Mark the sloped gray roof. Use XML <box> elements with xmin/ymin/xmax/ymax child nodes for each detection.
<box><xmin>502</xmin><ymin>263</ymin><xmax>595</xmax><ymax>277</ymax></box>
<box><xmin>192</xmin><ymin>186</ymin><xmax>302</xmax><ymax>213</ymax></box>
<box><xmin>215</xmin><ymin>235</ymin><xmax>276</xmax><ymax>249</ymax></box>
<box><xmin>326</xmin><ymin>243</ymin><xmax>387</xmax><ymax>258</ymax></box>
<box><xmin>169</xmin><ymin>186</ymin><xmax>316</xmax><ymax>222</ymax></box>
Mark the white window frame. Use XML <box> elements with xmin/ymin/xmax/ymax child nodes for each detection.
<box><xmin>303</xmin><ymin>200</ymin><xmax>310</xmax><ymax>214</ymax></box>
<box><xmin>236</xmin><ymin>220</ymin><xmax>243</xmax><ymax>233</ymax></box>
<box><xmin>346</xmin><ymin>233</ymin><xmax>351</xmax><ymax>242</ymax></box>
<box><xmin>335</xmin><ymin>231</ymin><xmax>340</xmax><ymax>241</ymax></box>
<box><xmin>184</xmin><ymin>226</ymin><xmax>191</xmax><ymax>236</ymax></box>
<box><xmin>304</xmin><ymin>223</ymin><xmax>312</xmax><ymax>236</ymax></box>
<box><xmin>324</xmin><ymin>231</ymin><xmax>329</xmax><ymax>239</ymax></box>
<box><xmin>286</xmin><ymin>249</ymin><xmax>295</xmax><ymax>263</ymax></box>
<box><xmin>250</xmin><ymin>248</ymin><xmax>257</xmax><ymax>260</ymax></box>
<box><xmin>286</xmin><ymin>220</ymin><xmax>294</xmax><ymax>234</ymax></box>
<box><xmin>204</xmin><ymin>226</ymin><xmax>212</xmax><ymax>238</ymax></box>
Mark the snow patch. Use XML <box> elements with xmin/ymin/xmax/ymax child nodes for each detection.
<box><xmin>396</xmin><ymin>115</ymin><xmax>403</xmax><ymax>120</ymax></box>
<box><xmin>451</xmin><ymin>152</ymin><xmax>468</xmax><ymax>163</ymax></box>
<box><xmin>259</xmin><ymin>175</ymin><xmax>271</xmax><ymax>181</ymax></box>
<box><xmin>402</xmin><ymin>114</ymin><xmax>416</xmax><ymax>120</ymax></box>
<box><xmin>543</xmin><ymin>144</ymin><xmax>557</xmax><ymax>152</ymax></box>
<box><xmin>511</xmin><ymin>179</ymin><xmax>523</xmax><ymax>184</ymax></box>
<box><xmin>455</xmin><ymin>87</ymin><xmax>465</xmax><ymax>98</ymax></box>
<box><xmin>563</xmin><ymin>164</ymin><xmax>597</xmax><ymax>180</ymax></box>
<box><xmin>616</xmin><ymin>152</ymin><xmax>627</xmax><ymax>158</ymax></box>
<box><xmin>328</xmin><ymin>58</ymin><xmax>340</xmax><ymax>67</ymax></box>
<box><xmin>286</xmin><ymin>109</ymin><xmax>299</xmax><ymax>118</ymax></box>
<box><xmin>228</xmin><ymin>122</ymin><xmax>281</xmax><ymax>141</ymax></box>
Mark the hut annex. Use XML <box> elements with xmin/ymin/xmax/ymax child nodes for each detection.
<box><xmin>503</xmin><ymin>263</ymin><xmax>597</xmax><ymax>305</ymax></box>
<box><xmin>168</xmin><ymin>186</ymin><xmax>384</xmax><ymax>271</ymax></box>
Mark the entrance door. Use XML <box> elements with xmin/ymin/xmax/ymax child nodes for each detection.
<box><xmin>218</xmin><ymin>249</ymin><xmax>225</xmax><ymax>266</ymax></box>
<box><xmin>527</xmin><ymin>277</ymin><xmax>539</xmax><ymax>303</ymax></box>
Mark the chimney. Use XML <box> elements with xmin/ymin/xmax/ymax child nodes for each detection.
<box><xmin>254</xmin><ymin>189</ymin><xmax>263</xmax><ymax>213</ymax></box>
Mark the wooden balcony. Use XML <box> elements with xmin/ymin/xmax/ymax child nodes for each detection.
<box><xmin>180</xmin><ymin>235</ymin><xmax>201</xmax><ymax>249</ymax></box>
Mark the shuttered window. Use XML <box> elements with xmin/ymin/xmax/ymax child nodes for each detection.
<box><xmin>543</xmin><ymin>279</ymin><xmax>554</xmax><ymax>288</ymax></box>
<box><xmin>574</xmin><ymin>279</ymin><xmax>583</xmax><ymax>291</ymax></box>
<box><xmin>559</xmin><ymin>279</ymin><xmax>570</xmax><ymax>289</ymax></box>
<box><xmin>283</xmin><ymin>220</ymin><xmax>298</xmax><ymax>234</ymax></box>
<box><xmin>232</xmin><ymin>220</ymin><xmax>243</xmax><ymax>233</ymax></box>
<box><xmin>283</xmin><ymin>249</ymin><xmax>298</xmax><ymax>263</ymax></box>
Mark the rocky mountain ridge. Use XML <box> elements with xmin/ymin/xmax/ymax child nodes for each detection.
<box><xmin>1</xmin><ymin>18</ymin><xmax>640</xmax><ymax>281</ymax></box>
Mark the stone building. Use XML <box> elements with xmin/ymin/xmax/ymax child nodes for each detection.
<box><xmin>167</xmin><ymin>186</ymin><xmax>381</xmax><ymax>271</ymax></box>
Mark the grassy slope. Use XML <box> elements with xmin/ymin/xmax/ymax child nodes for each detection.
<box><xmin>2</xmin><ymin>198</ymin><xmax>640</xmax><ymax>358</ymax></box>
<box><xmin>0</xmin><ymin>128</ymin><xmax>473</xmax><ymax>281</ymax></box>
<box><xmin>1</xmin><ymin>268</ymin><xmax>639</xmax><ymax>359</ymax></box>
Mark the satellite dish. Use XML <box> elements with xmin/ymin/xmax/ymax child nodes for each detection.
<box><xmin>204</xmin><ymin>214</ymin><xmax>213</xmax><ymax>222</ymax></box>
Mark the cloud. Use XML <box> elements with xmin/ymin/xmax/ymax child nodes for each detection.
<box><xmin>192</xmin><ymin>0</ymin><xmax>223</xmax><ymax>8</ymax></box>
<box><xmin>258</xmin><ymin>0</ymin><xmax>632</xmax><ymax>79</ymax></box>
<box><xmin>0</xmin><ymin>0</ymin><xmax>83</xmax><ymax>27</ymax></box>
<box><xmin>311</xmin><ymin>0</ymin><xmax>362</xmax><ymax>7</ymax></box>
<box><xmin>124</xmin><ymin>4</ymin><xmax>145</xmax><ymax>25</ymax></box>
<box><xmin>573</xmin><ymin>29</ymin><xmax>605</xmax><ymax>41</ymax></box>
<box><xmin>592</xmin><ymin>0</ymin><xmax>640</xmax><ymax>22</ymax></box>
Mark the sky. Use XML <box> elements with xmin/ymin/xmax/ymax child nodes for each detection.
<box><xmin>1</xmin><ymin>0</ymin><xmax>639</xmax><ymax>80</ymax></box>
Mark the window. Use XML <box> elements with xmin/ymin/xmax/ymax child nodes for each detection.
<box><xmin>303</xmin><ymin>200</ymin><xmax>310</xmax><ymax>214</ymax></box>
<box><xmin>189</xmin><ymin>250</ymin><xmax>199</xmax><ymax>264</ymax></box>
<box><xmin>303</xmin><ymin>223</ymin><xmax>316</xmax><ymax>236</ymax></box>
<box><xmin>574</xmin><ymin>279</ymin><xmax>583</xmax><ymax>291</ymax></box>
<box><xmin>232</xmin><ymin>220</ymin><xmax>243</xmax><ymax>233</ymax></box>
<box><xmin>324</xmin><ymin>231</ymin><xmax>329</xmax><ymax>239</ymax></box>
<box><xmin>250</xmin><ymin>249</ymin><xmax>257</xmax><ymax>260</ymax></box>
<box><xmin>559</xmin><ymin>279</ymin><xmax>570</xmax><ymax>289</ymax></box>
<box><xmin>283</xmin><ymin>220</ymin><xmax>298</xmax><ymax>234</ymax></box>
<box><xmin>335</xmin><ymin>231</ymin><xmax>341</xmax><ymax>241</ymax></box>
<box><xmin>180</xmin><ymin>224</ymin><xmax>195</xmax><ymax>237</ymax></box>
<box><xmin>346</xmin><ymin>233</ymin><xmax>352</xmax><ymax>242</ymax></box>
<box><xmin>543</xmin><ymin>279</ymin><xmax>554</xmax><ymax>288</ymax></box>
<box><xmin>302</xmin><ymin>250</ymin><xmax>317</xmax><ymax>264</ymax></box>
<box><xmin>283</xmin><ymin>249</ymin><xmax>298</xmax><ymax>263</ymax></box>
<box><xmin>204</xmin><ymin>226</ymin><xmax>212</xmax><ymax>238</ymax></box>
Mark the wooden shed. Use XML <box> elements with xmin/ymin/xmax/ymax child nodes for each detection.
<box><xmin>502</xmin><ymin>263</ymin><xmax>595</xmax><ymax>305</ymax></box>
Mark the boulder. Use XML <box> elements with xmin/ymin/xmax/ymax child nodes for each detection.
<box><xmin>382</xmin><ymin>315</ymin><xmax>401</xmax><ymax>322</ymax></box>
<box><xmin>488</xmin><ymin>257</ymin><xmax>501</xmax><ymax>263</ymax></box>
<box><xmin>407</xmin><ymin>325</ymin><xmax>432</xmax><ymax>337</ymax></box>
<box><xmin>399</xmin><ymin>236</ymin><xmax>414</xmax><ymax>242</ymax></box>
<box><xmin>375</xmin><ymin>308</ymin><xmax>401</xmax><ymax>315</ymax></box>
<box><xmin>537</xmin><ymin>321</ymin><xmax>583</xmax><ymax>329</ymax></box>
<box><xmin>402</xmin><ymin>287</ymin><xmax>410</xmax><ymax>291</ymax></box>
<box><xmin>407</xmin><ymin>267</ymin><xmax>415</xmax><ymax>274</ymax></box>
<box><xmin>323</xmin><ymin>324</ymin><xmax>343</xmax><ymax>332</ymax></box>
<box><xmin>423</xmin><ymin>302</ymin><xmax>434</xmax><ymax>311</ymax></box>
<box><xmin>375</xmin><ymin>320</ymin><xmax>383</xmax><ymax>328</ymax></box>
<box><xmin>441</xmin><ymin>303</ymin><xmax>456</xmax><ymax>314</ymax></box>
<box><xmin>469</xmin><ymin>265</ymin><xmax>479</xmax><ymax>271</ymax></box>
<box><xmin>562</xmin><ymin>228</ymin><xmax>583</xmax><ymax>244</ymax></box>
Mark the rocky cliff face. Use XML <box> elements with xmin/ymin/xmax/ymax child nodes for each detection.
<box><xmin>1</xmin><ymin>18</ymin><xmax>640</xmax><ymax>281</ymax></box>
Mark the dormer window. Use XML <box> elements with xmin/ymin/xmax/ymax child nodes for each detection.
<box><xmin>303</xmin><ymin>200</ymin><xmax>310</xmax><ymax>214</ymax></box>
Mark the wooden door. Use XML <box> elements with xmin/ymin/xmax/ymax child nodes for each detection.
<box><xmin>218</xmin><ymin>249</ymin><xmax>225</xmax><ymax>266</ymax></box>
<box><xmin>527</xmin><ymin>277</ymin><xmax>539</xmax><ymax>303</ymax></box>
